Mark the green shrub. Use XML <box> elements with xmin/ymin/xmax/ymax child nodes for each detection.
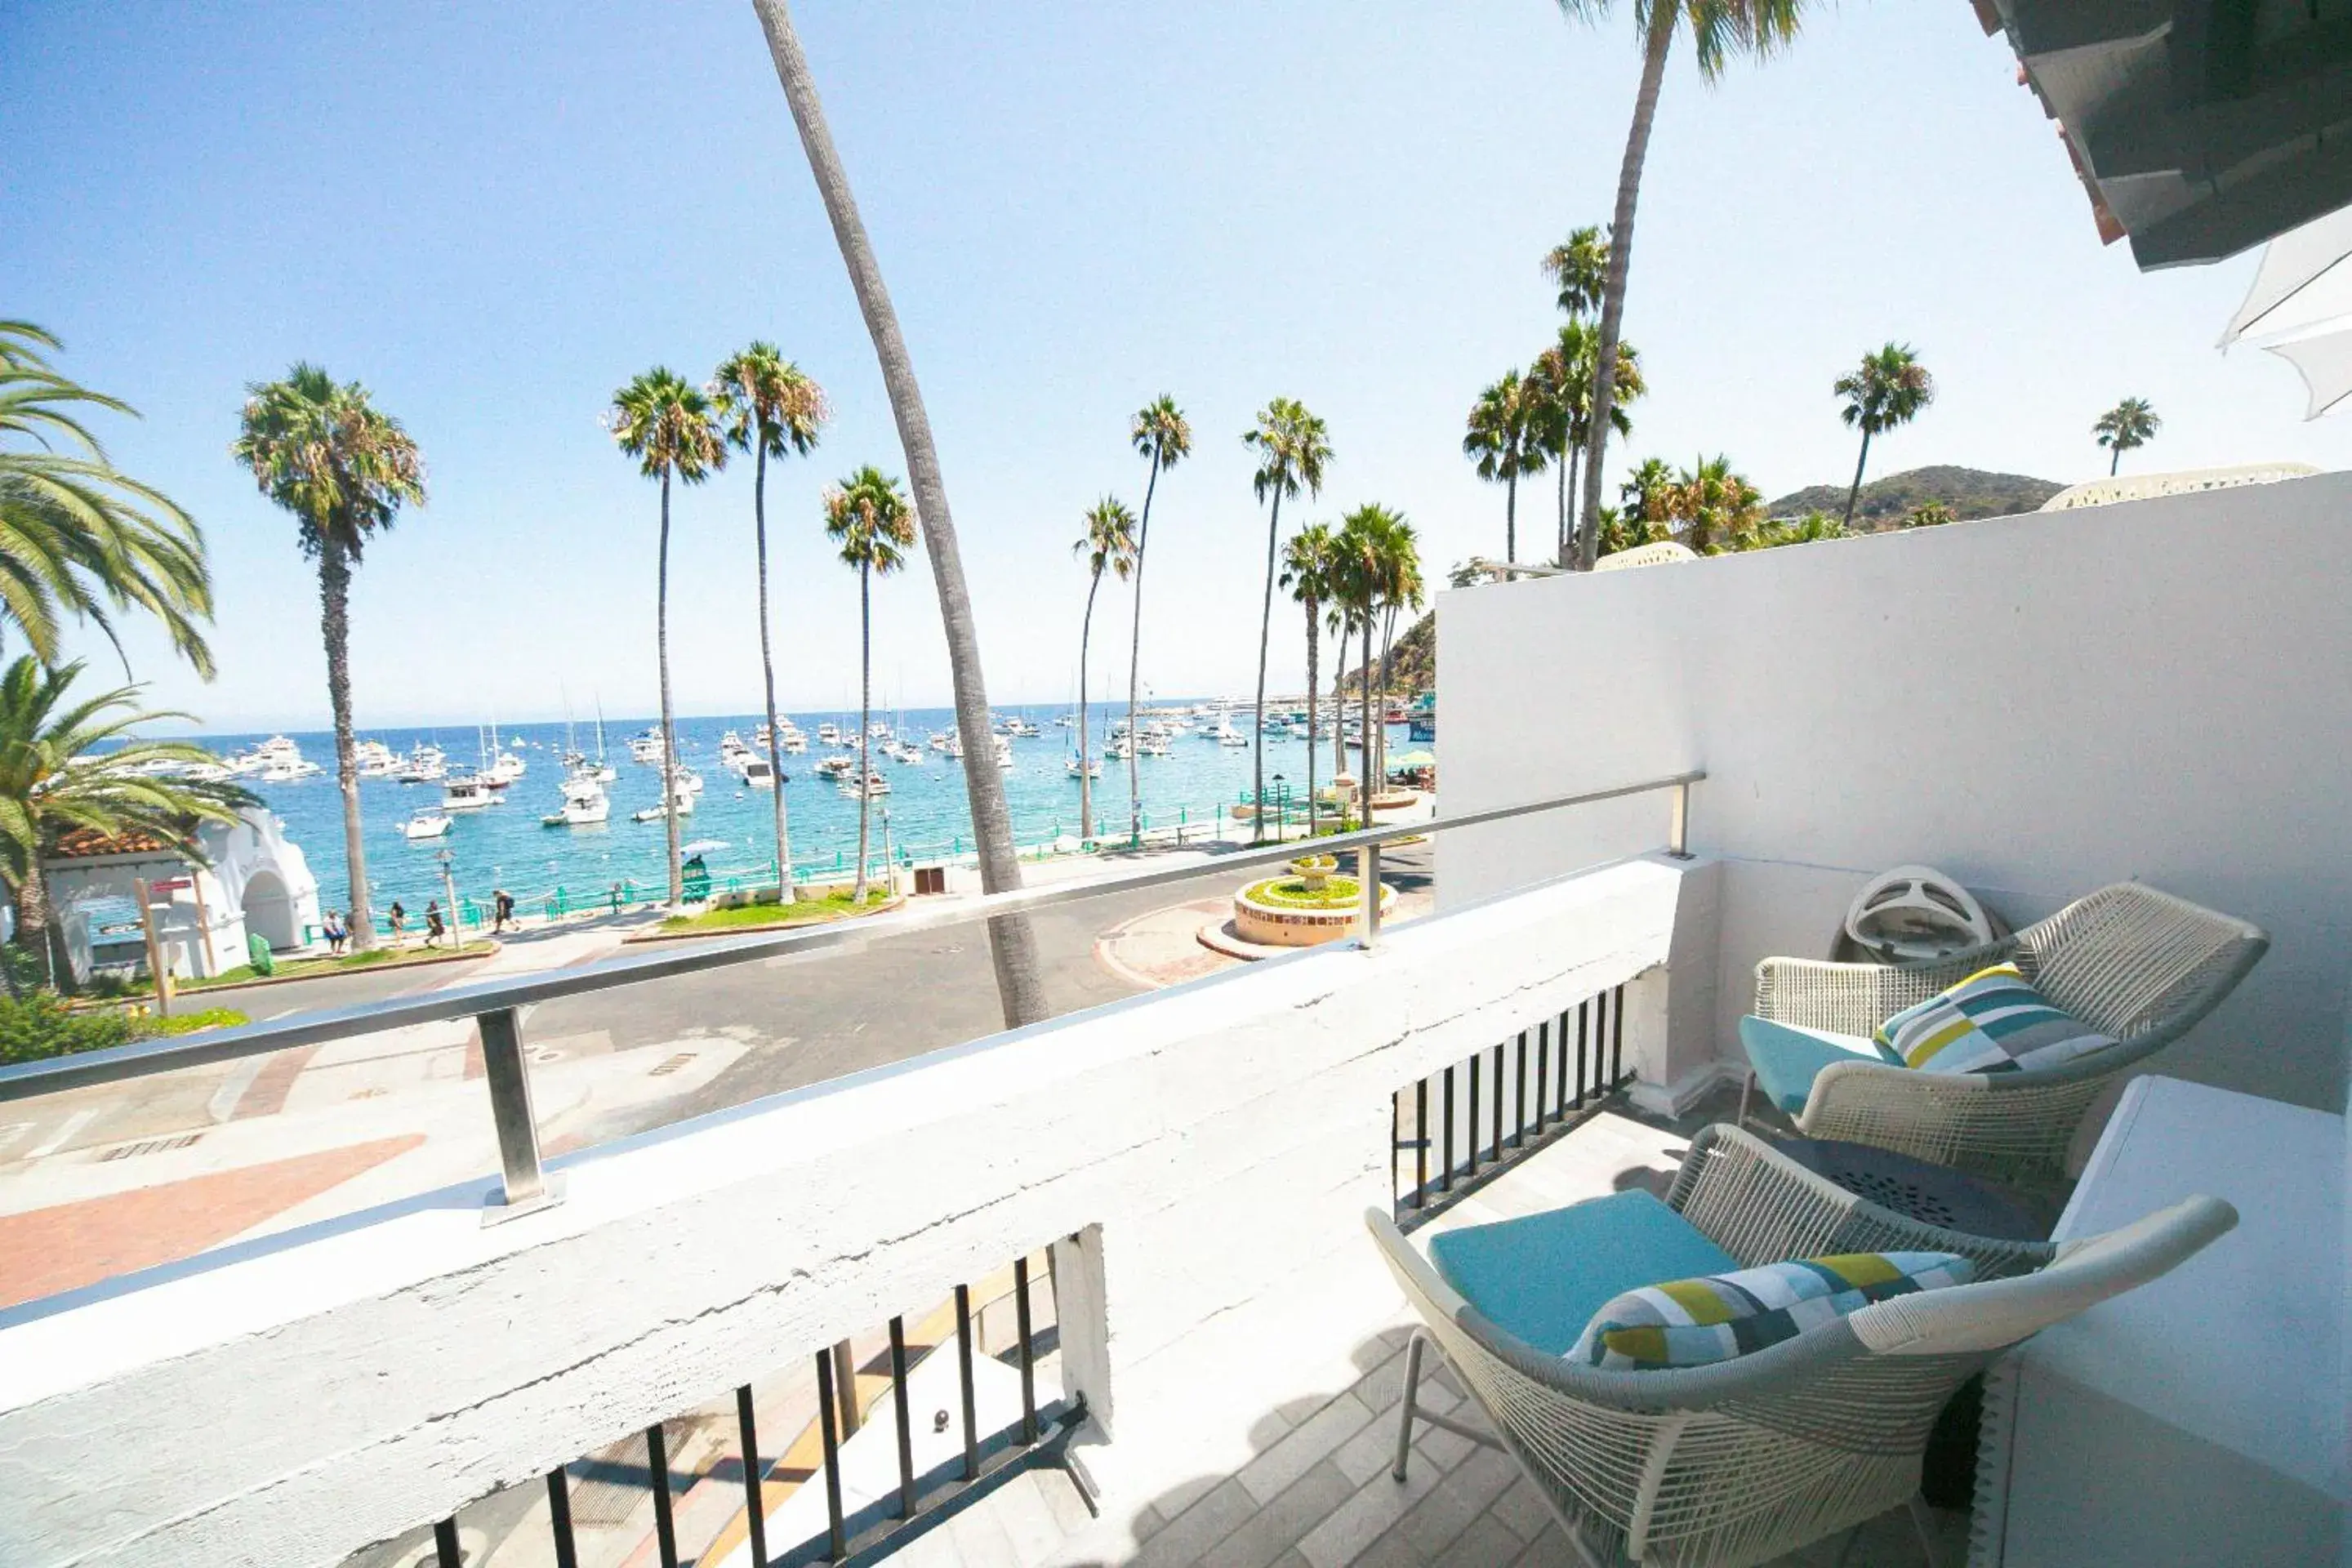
<box><xmin>0</xmin><ymin>993</ymin><xmax>247</xmax><ymax>1063</ymax></box>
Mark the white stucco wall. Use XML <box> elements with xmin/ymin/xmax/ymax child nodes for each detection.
<box><xmin>0</xmin><ymin>856</ymin><xmax>1704</xmax><ymax>1568</ymax></box>
<box><xmin>1439</xmin><ymin>470</ymin><xmax>2352</xmax><ymax>1112</ymax></box>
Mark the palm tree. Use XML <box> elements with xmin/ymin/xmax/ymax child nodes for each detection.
<box><xmin>0</xmin><ymin>657</ymin><xmax>253</xmax><ymax>987</ymax></box>
<box><xmin>605</xmin><ymin>368</ymin><xmax>725</xmax><ymax>911</ymax></box>
<box><xmin>1279</xmin><ymin>523</ymin><xmax>1340</xmax><ymax>839</ymax></box>
<box><xmin>1</xmin><ymin>323</ymin><xmax>215</xmax><ymax>678</ymax></box>
<box><xmin>1125</xmin><ymin>397</ymin><xmax>1192</xmax><ymax>849</ymax></box>
<box><xmin>1370</xmin><ymin>511</ymin><xmax>1424</xmax><ymax>786</ymax></box>
<box><xmin>1541</xmin><ymin>225</ymin><xmax>1611</xmax><ymax>319</ymax></box>
<box><xmin>1463</xmin><ymin>370</ymin><xmax>1545</xmax><ymax>564</ymax></box>
<box><xmin>1071</xmin><ymin>497</ymin><xmax>1136</xmax><ymax>841</ymax></box>
<box><xmin>1663</xmin><ymin>454</ymin><xmax>1766</xmax><ymax>554</ymax></box>
<box><xmin>1834</xmin><ymin>343</ymin><xmax>1936</xmax><ymax>528</ymax></box>
<box><xmin>1752</xmin><ymin>509</ymin><xmax>1846</xmax><ymax>548</ymax></box>
<box><xmin>1243</xmin><ymin>399</ymin><xmax>1332</xmax><ymax>843</ymax></box>
<box><xmin>233</xmin><ymin>364</ymin><xmax>424</xmax><ymax>951</ymax></box>
<box><xmin>2094</xmin><ymin>397</ymin><xmax>2160</xmax><ymax>476</ymax></box>
<box><xmin>1561</xmin><ymin>0</ymin><xmax>1809</xmax><ymax>569</ymax></box>
<box><xmin>1529</xmin><ymin>322</ymin><xmax>1643</xmax><ymax>563</ymax></box>
<box><xmin>825</xmin><ymin>466</ymin><xmax>918</xmax><ymax>903</ymax></box>
<box><xmin>712</xmin><ymin>345</ymin><xmax>828</xmax><ymax>902</ymax></box>
<box><xmin>750</xmin><ymin>0</ymin><xmax>1047</xmax><ymax>1026</ymax></box>
<box><xmin>1333</xmin><ymin>508</ymin><xmax>1392</xmax><ymax>819</ymax></box>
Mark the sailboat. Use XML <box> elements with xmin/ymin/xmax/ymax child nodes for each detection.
<box><xmin>542</xmin><ymin>773</ymin><xmax>611</xmax><ymax>826</ymax></box>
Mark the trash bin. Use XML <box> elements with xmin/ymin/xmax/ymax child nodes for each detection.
<box><xmin>247</xmin><ymin>932</ymin><xmax>275</xmax><ymax>976</ymax></box>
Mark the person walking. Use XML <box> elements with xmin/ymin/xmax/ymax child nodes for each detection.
<box><xmin>323</xmin><ymin>909</ymin><xmax>345</xmax><ymax>956</ymax></box>
<box><xmin>424</xmin><ymin>900</ymin><xmax>446</xmax><ymax>949</ymax></box>
<box><xmin>387</xmin><ymin>901</ymin><xmax>406</xmax><ymax>947</ymax></box>
<box><xmin>492</xmin><ymin>887</ymin><xmax>514</xmax><ymax>933</ymax></box>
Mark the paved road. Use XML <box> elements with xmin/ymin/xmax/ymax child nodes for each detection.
<box><xmin>203</xmin><ymin>844</ymin><xmax>1433</xmax><ymax>1142</ymax></box>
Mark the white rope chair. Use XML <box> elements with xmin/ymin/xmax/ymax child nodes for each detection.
<box><xmin>1747</xmin><ymin>882</ymin><xmax>2268</xmax><ymax>1183</ymax></box>
<box><xmin>1368</xmin><ymin>1124</ymin><xmax>2234</xmax><ymax>1568</ymax></box>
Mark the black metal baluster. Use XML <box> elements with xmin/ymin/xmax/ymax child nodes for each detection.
<box><xmin>1557</xmin><ymin>1011</ymin><xmax>1571</xmax><ymax>1116</ymax></box>
<box><xmin>1575</xmin><ymin>1000</ymin><xmax>1589</xmax><ymax>1107</ymax></box>
<box><xmin>434</xmin><ymin>1518</ymin><xmax>461</xmax><ymax>1568</ymax></box>
<box><xmin>548</xmin><ymin>1466</ymin><xmax>581</xmax><ymax>1568</ymax></box>
<box><xmin>1491</xmin><ymin>1043</ymin><xmax>1505</xmax><ymax>1159</ymax></box>
<box><xmin>815</xmin><ymin>1352</ymin><xmax>849</xmax><ymax>1561</ymax></box>
<box><xmin>734</xmin><ymin>1388</ymin><xmax>765</xmax><ymax>1568</ymax></box>
<box><xmin>1535</xmin><ymin>1020</ymin><xmax>1549</xmax><ymax>1134</ymax></box>
<box><xmin>648</xmin><ymin>1423</ymin><xmax>679</xmax><ymax>1568</ymax></box>
<box><xmin>1391</xmin><ymin>1091</ymin><xmax>1402</xmax><ymax>1214</ymax></box>
<box><xmin>1015</xmin><ymin>1255</ymin><xmax>1040</xmax><ymax>1444</ymax></box>
<box><xmin>1414</xmin><ymin>1079</ymin><xmax>1429</xmax><ymax>1204</ymax></box>
<box><xmin>1513</xmin><ymin>1031</ymin><xmax>1529</xmax><ymax>1147</ymax></box>
<box><xmin>956</xmin><ymin>1284</ymin><xmax>980</xmax><ymax>1480</ymax></box>
<box><xmin>1611</xmin><ymin>983</ymin><xmax>1626</xmax><ymax>1085</ymax></box>
<box><xmin>887</xmin><ymin>1316</ymin><xmax>917</xmax><ymax>1519</ymax></box>
<box><xmin>1466</xmin><ymin>1053</ymin><xmax>1481</xmax><ymax>1172</ymax></box>
<box><xmin>1441</xmin><ymin>1067</ymin><xmax>1454</xmax><ymax>1191</ymax></box>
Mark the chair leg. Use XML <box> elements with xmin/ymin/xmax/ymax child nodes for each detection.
<box><xmin>1392</xmin><ymin>1333</ymin><xmax>1425</xmax><ymax>1483</ymax></box>
<box><xmin>1736</xmin><ymin>1067</ymin><xmax>1756</xmax><ymax>1129</ymax></box>
<box><xmin>1907</xmin><ymin>1495</ymin><xmax>1944</xmax><ymax>1568</ymax></box>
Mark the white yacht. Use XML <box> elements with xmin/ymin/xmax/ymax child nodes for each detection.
<box><xmin>815</xmin><ymin>753</ymin><xmax>858</xmax><ymax>780</ymax></box>
<box><xmin>632</xmin><ymin>785</ymin><xmax>695</xmax><ymax>823</ymax></box>
<box><xmin>354</xmin><ymin>739</ymin><xmax>400</xmax><ymax>777</ymax></box>
<box><xmin>399</xmin><ymin>810</ymin><xmax>452</xmax><ymax>840</ymax></box>
<box><xmin>1000</xmin><ymin>715</ymin><xmax>1040</xmax><ymax>738</ymax></box>
<box><xmin>838</xmin><ymin>770</ymin><xmax>891</xmax><ymax>800</ymax></box>
<box><xmin>738</xmin><ymin>755</ymin><xmax>777</xmax><ymax>789</ymax></box>
<box><xmin>1067</xmin><ymin>755</ymin><xmax>1101</xmax><ymax>780</ymax></box>
<box><xmin>992</xmin><ymin>734</ymin><xmax>1016</xmax><ymax>771</ymax></box>
<box><xmin>442</xmin><ymin>774</ymin><xmax>501</xmax><ymax>811</ymax></box>
<box><xmin>542</xmin><ymin>773</ymin><xmax>610</xmax><ymax>826</ymax></box>
<box><xmin>485</xmin><ymin>751</ymin><xmax>527</xmax><ymax>786</ymax></box>
<box><xmin>1214</xmin><ymin>718</ymin><xmax>1249</xmax><ymax>747</ymax></box>
<box><xmin>626</xmin><ymin>728</ymin><xmax>667</xmax><ymax>764</ymax></box>
<box><xmin>396</xmin><ymin>745</ymin><xmax>448</xmax><ymax>783</ymax></box>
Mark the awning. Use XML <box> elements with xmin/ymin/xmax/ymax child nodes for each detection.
<box><xmin>2221</xmin><ymin>204</ymin><xmax>2352</xmax><ymax>419</ymax></box>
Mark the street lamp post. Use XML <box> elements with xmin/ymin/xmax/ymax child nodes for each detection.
<box><xmin>436</xmin><ymin>847</ymin><xmax>461</xmax><ymax>944</ymax></box>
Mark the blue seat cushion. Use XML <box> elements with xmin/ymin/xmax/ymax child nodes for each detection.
<box><xmin>1426</xmin><ymin>1190</ymin><xmax>1739</xmax><ymax>1356</ymax></box>
<box><xmin>1741</xmin><ymin>1015</ymin><xmax>1891</xmax><ymax>1115</ymax></box>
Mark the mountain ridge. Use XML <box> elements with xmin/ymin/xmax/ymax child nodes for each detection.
<box><xmin>1766</xmin><ymin>464</ymin><xmax>2063</xmax><ymax>531</ymax></box>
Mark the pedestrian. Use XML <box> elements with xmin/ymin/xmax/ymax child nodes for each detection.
<box><xmin>388</xmin><ymin>901</ymin><xmax>406</xmax><ymax>947</ymax></box>
<box><xmin>322</xmin><ymin>909</ymin><xmax>345</xmax><ymax>956</ymax></box>
<box><xmin>608</xmin><ymin>882</ymin><xmax>622</xmax><ymax>915</ymax></box>
<box><xmin>492</xmin><ymin>887</ymin><xmax>514</xmax><ymax>933</ymax></box>
<box><xmin>424</xmin><ymin>900</ymin><xmax>446</xmax><ymax>948</ymax></box>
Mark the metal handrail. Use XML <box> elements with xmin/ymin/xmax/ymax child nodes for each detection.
<box><xmin>0</xmin><ymin>770</ymin><xmax>1700</xmax><ymax>1209</ymax></box>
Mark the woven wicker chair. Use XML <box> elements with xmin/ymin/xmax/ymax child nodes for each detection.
<box><xmin>1368</xmin><ymin>1124</ymin><xmax>2234</xmax><ymax>1568</ymax></box>
<box><xmin>1743</xmin><ymin>882</ymin><xmax>2268</xmax><ymax>1184</ymax></box>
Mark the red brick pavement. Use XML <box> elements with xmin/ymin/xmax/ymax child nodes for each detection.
<box><xmin>0</xmin><ymin>1134</ymin><xmax>425</xmax><ymax>1308</ymax></box>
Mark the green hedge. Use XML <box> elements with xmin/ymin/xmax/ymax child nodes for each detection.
<box><xmin>0</xmin><ymin>993</ymin><xmax>247</xmax><ymax>1065</ymax></box>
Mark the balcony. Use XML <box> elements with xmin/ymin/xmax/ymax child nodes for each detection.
<box><xmin>1</xmin><ymin>475</ymin><xmax>2346</xmax><ymax>1567</ymax></box>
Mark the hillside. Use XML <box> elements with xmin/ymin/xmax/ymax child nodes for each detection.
<box><xmin>1765</xmin><ymin>465</ymin><xmax>2062</xmax><ymax>532</ymax></box>
<box><xmin>1339</xmin><ymin>609</ymin><xmax>1433</xmax><ymax>696</ymax></box>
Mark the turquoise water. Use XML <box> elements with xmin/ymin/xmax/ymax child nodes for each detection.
<box><xmin>204</xmin><ymin>705</ymin><xmax>1412</xmax><ymax>927</ymax></box>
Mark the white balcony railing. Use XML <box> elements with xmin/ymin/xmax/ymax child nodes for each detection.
<box><xmin>0</xmin><ymin>793</ymin><xmax>1712</xmax><ymax>1568</ymax></box>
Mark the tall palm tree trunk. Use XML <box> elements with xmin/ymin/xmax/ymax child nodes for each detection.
<box><xmin>1577</xmin><ymin>16</ymin><xmax>1675</xmax><ymax>571</ymax></box>
<box><xmin>1251</xmin><ymin>491</ymin><xmax>1285</xmax><ymax>844</ymax></box>
<box><xmin>1076</xmin><ymin>568</ymin><xmax>1100</xmax><ymax>840</ymax></box>
<box><xmin>1358</xmin><ymin>617</ymin><xmax>1374</xmax><ymax>830</ymax></box>
<box><xmin>1557</xmin><ymin>450</ymin><xmax>1572</xmax><ymax>564</ymax></box>
<box><xmin>1378</xmin><ymin>609</ymin><xmax>1397</xmax><ymax>785</ymax></box>
<box><xmin>753</xmin><ymin>0</ymin><xmax>1046</xmax><ymax>1026</ymax></box>
<box><xmin>1126</xmin><ymin>453</ymin><xmax>1160</xmax><ymax>849</ymax></box>
<box><xmin>319</xmin><ymin>536</ymin><xmax>375</xmax><ymax>951</ymax></box>
<box><xmin>657</xmin><ymin>471</ymin><xmax>683</xmax><ymax>909</ymax></box>
<box><xmin>1303</xmin><ymin>607</ymin><xmax>1319</xmax><ymax>838</ymax></box>
<box><xmin>2109</xmin><ymin>447</ymin><xmax>2121</xmax><ymax>477</ymax></box>
<box><xmin>853</xmin><ymin>561</ymin><xmax>871</xmax><ymax>902</ymax></box>
<box><xmin>1331</xmin><ymin>645</ymin><xmax>1347</xmax><ymax>804</ymax></box>
<box><xmin>754</xmin><ymin>444</ymin><xmax>795</xmax><ymax>900</ymax></box>
<box><xmin>1842</xmin><ymin>430</ymin><xmax>1873</xmax><ymax>528</ymax></box>
<box><xmin>1505</xmin><ymin>470</ymin><xmax>1519</xmax><ymax>564</ymax></box>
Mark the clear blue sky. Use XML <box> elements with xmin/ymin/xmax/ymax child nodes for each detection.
<box><xmin>6</xmin><ymin>2</ymin><xmax>2345</xmax><ymax>731</ymax></box>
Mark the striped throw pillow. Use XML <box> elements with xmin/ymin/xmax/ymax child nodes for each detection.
<box><xmin>1568</xmin><ymin>1251</ymin><xmax>1975</xmax><ymax>1370</ymax></box>
<box><xmin>1875</xmin><ymin>962</ymin><xmax>2114</xmax><ymax>1076</ymax></box>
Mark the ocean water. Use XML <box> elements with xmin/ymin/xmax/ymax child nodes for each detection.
<box><xmin>204</xmin><ymin>705</ymin><xmax>1414</xmax><ymax>923</ymax></box>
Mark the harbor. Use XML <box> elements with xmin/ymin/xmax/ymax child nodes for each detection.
<box><xmin>202</xmin><ymin>701</ymin><xmax>1424</xmax><ymax>933</ymax></box>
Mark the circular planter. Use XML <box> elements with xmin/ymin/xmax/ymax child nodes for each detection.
<box><xmin>1233</xmin><ymin>875</ymin><xmax>1397</xmax><ymax>947</ymax></box>
<box><xmin>1288</xmin><ymin>853</ymin><xmax>1339</xmax><ymax>892</ymax></box>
